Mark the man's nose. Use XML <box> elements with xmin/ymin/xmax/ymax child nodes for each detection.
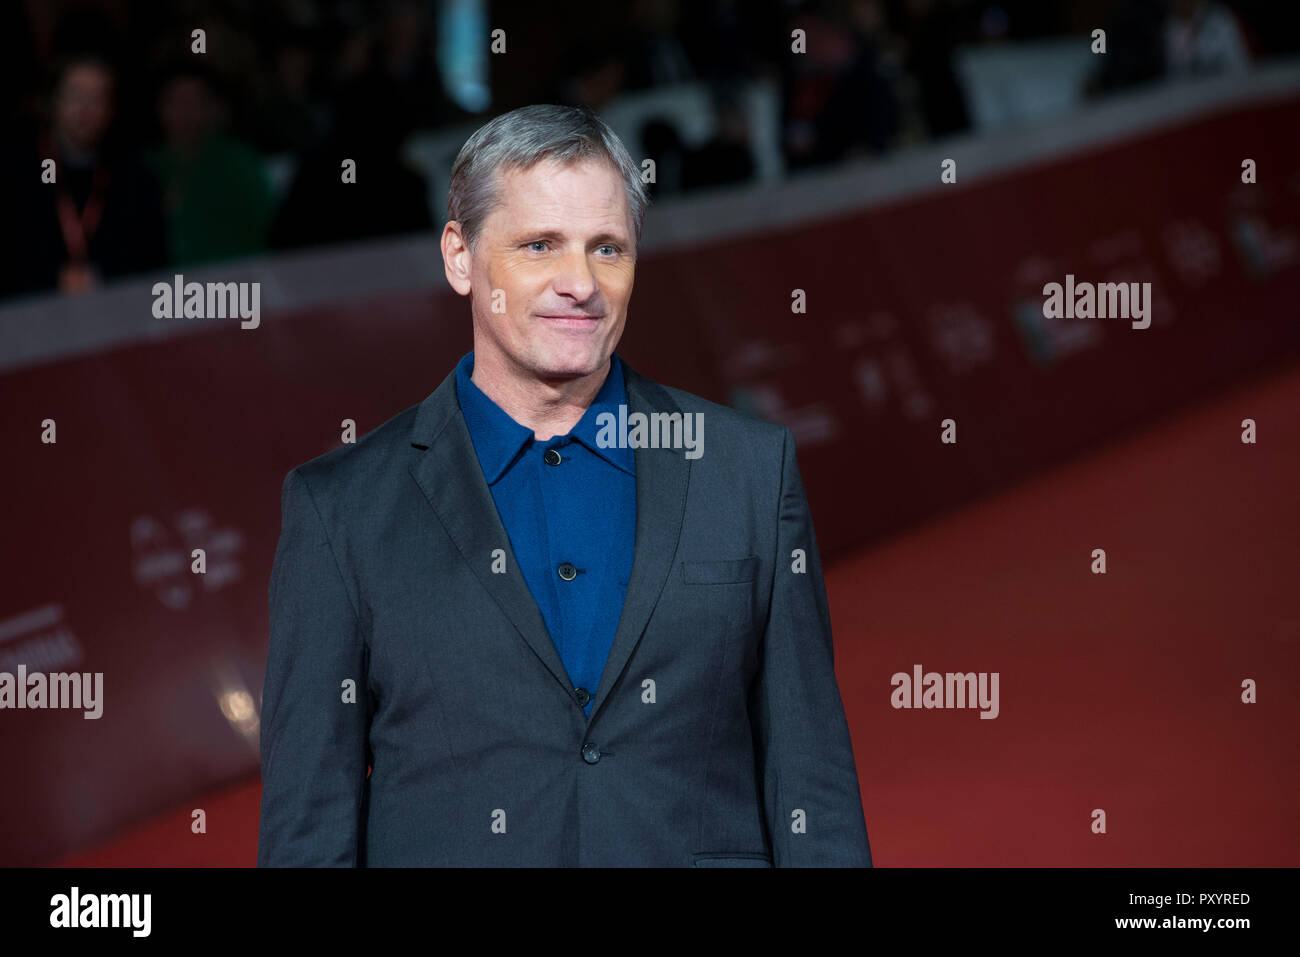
<box><xmin>550</xmin><ymin>249</ymin><xmax>598</xmax><ymax>301</ymax></box>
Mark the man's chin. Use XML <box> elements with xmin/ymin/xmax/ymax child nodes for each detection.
<box><xmin>529</xmin><ymin>350</ymin><xmax>611</xmax><ymax>382</ymax></box>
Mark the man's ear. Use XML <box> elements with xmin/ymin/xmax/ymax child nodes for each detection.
<box><xmin>441</xmin><ymin>221</ymin><xmax>473</xmax><ymax>297</ymax></box>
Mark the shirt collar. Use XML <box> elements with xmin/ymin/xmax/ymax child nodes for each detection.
<box><xmin>455</xmin><ymin>350</ymin><xmax>635</xmax><ymax>484</ymax></box>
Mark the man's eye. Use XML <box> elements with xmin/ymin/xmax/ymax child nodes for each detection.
<box><xmin>526</xmin><ymin>240</ymin><xmax>548</xmax><ymax>252</ymax></box>
<box><xmin>597</xmin><ymin>244</ymin><xmax>617</xmax><ymax>256</ymax></box>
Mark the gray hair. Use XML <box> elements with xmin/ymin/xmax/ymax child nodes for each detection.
<box><xmin>447</xmin><ymin>104</ymin><xmax>649</xmax><ymax>254</ymax></box>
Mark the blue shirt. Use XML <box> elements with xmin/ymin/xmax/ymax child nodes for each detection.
<box><xmin>455</xmin><ymin>351</ymin><xmax>636</xmax><ymax>719</ymax></box>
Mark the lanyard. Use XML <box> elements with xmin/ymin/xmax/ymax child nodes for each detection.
<box><xmin>45</xmin><ymin>133</ymin><xmax>111</xmax><ymax>263</ymax></box>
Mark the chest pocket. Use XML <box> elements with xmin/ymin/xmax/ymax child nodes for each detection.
<box><xmin>677</xmin><ymin>556</ymin><xmax>760</xmax><ymax>635</ymax></box>
<box><xmin>680</xmin><ymin>556</ymin><xmax>759</xmax><ymax>585</ymax></box>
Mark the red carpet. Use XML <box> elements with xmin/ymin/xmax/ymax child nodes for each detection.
<box><xmin>59</xmin><ymin>359</ymin><xmax>1300</xmax><ymax>866</ymax></box>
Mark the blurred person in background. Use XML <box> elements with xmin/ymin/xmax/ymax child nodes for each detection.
<box><xmin>269</xmin><ymin>67</ymin><xmax>433</xmax><ymax>250</ymax></box>
<box><xmin>249</xmin><ymin>27</ymin><xmax>329</xmax><ymax>155</ymax></box>
<box><xmin>828</xmin><ymin>0</ymin><xmax>902</xmax><ymax>160</ymax></box>
<box><xmin>1084</xmin><ymin>0</ymin><xmax>1167</xmax><ymax>96</ymax></box>
<box><xmin>1</xmin><ymin>0</ymin><xmax>41</xmax><ymax>140</ymax></box>
<box><xmin>896</xmin><ymin>0</ymin><xmax>971</xmax><ymax>137</ymax></box>
<box><xmin>0</xmin><ymin>54</ymin><xmax>167</xmax><ymax>298</ymax></box>
<box><xmin>554</xmin><ymin>44</ymin><xmax>628</xmax><ymax>111</ymax></box>
<box><xmin>680</xmin><ymin>83</ymin><xmax>757</xmax><ymax>190</ymax></box>
<box><xmin>781</xmin><ymin>0</ymin><xmax>901</xmax><ymax>171</ymax></box>
<box><xmin>147</xmin><ymin>62</ymin><xmax>274</xmax><ymax>267</ymax></box>
<box><xmin>679</xmin><ymin>0</ymin><xmax>785</xmax><ymax>88</ymax></box>
<box><xmin>372</xmin><ymin>0</ymin><xmax>456</xmax><ymax>132</ymax></box>
<box><xmin>637</xmin><ymin>85</ymin><xmax>758</xmax><ymax>198</ymax></box>
<box><xmin>639</xmin><ymin>118</ymin><xmax>687</xmax><ymax>197</ymax></box>
<box><xmin>1164</xmin><ymin>0</ymin><xmax>1251</xmax><ymax>77</ymax></box>
<box><xmin>620</xmin><ymin>0</ymin><xmax>696</xmax><ymax>90</ymax></box>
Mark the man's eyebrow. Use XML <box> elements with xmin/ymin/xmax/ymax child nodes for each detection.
<box><xmin>514</xmin><ymin>228</ymin><xmax>631</xmax><ymax>246</ymax></box>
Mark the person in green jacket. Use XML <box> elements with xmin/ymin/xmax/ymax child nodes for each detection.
<box><xmin>148</xmin><ymin>64</ymin><xmax>273</xmax><ymax>267</ymax></box>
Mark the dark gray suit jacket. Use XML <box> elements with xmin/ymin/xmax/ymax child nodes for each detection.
<box><xmin>257</xmin><ymin>360</ymin><xmax>872</xmax><ymax>866</ymax></box>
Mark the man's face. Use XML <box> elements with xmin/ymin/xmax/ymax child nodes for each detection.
<box><xmin>55</xmin><ymin>64</ymin><xmax>113</xmax><ymax>152</ymax></box>
<box><xmin>449</xmin><ymin>156</ymin><xmax>636</xmax><ymax>384</ymax></box>
<box><xmin>158</xmin><ymin>76</ymin><xmax>217</xmax><ymax>150</ymax></box>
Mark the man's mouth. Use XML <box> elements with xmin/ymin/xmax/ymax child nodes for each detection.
<box><xmin>536</xmin><ymin>313</ymin><xmax>602</xmax><ymax>329</ymax></box>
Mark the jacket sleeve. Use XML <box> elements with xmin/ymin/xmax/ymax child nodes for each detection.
<box><xmin>750</xmin><ymin>427</ymin><xmax>872</xmax><ymax>866</ymax></box>
<box><xmin>258</xmin><ymin>467</ymin><xmax>369</xmax><ymax>866</ymax></box>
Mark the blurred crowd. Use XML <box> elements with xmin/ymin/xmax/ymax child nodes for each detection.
<box><xmin>0</xmin><ymin>0</ymin><xmax>1286</xmax><ymax>299</ymax></box>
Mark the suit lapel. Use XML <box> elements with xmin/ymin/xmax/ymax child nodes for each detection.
<box><xmin>407</xmin><ymin>368</ymin><xmax>573</xmax><ymax>695</ymax></box>
<box><xmin>588</xmin><ymin>364</ymin><xmax>690</xmax><ymax>722</ymax></box>
<box><xmin>405</xmin><ymin>360</ymin><xmax>691</xmax><ymax>719</ymax></box>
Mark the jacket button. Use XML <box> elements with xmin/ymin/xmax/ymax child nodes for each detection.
<box><xmin>581</xmin><ymin>743</ymin><xmax>600</xmax><ymax>764</ymax></box>
<box><xmin>544</xmin><ymin>447</ymin><xmax>562</xmax><ymax>466</ymax></box>
<box><xmin>574</xmin><ymin>687</ymin><xmax>591</xmax><ymax>706</ymax></box>
<box><xmin>557</xmin><ymin>562</ymin><xmax>577</xmax><ymax>581</ymax></box>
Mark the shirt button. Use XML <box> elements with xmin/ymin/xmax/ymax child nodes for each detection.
<box><xmin>581</xmin><ymin>743</ymin><xmax>601</xmax><ymax>764</ymax></box>
<box><xmin>543</xmin><ymin>447</ymin><xmax>562</xmax><ymax>466</ymax></box>
<box><xmin>574</xmin><ymin>687</ymin><xmax>591</xmax><ymax>706</ymax></box>
<box><xmin>557</xmin><ymin>562</ymin><xmax>577</xmax><ymax>581</ymax></box>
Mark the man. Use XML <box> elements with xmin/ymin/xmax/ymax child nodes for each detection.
<box><xmin>258</xmin><ymin>104</ymin><xmax>871</xmax><ymax>867</ymax></box>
